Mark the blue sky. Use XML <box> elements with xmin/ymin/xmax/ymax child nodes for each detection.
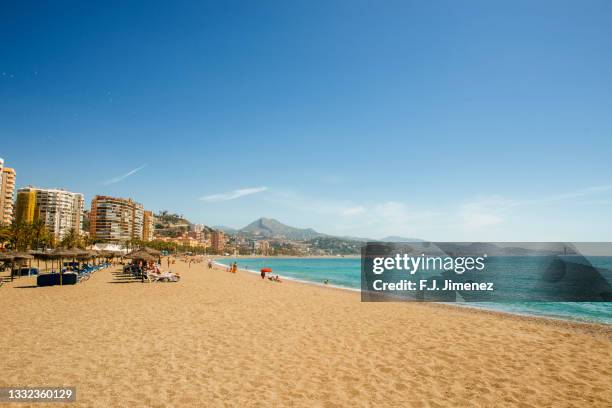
<box><xmin>1</xmin><ymin>0</ymin><xmax>611</xmax><ymax>240</ymax></box>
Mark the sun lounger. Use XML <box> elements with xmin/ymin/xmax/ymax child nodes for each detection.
<box><xmin>147</xmin><ymin>271</ymin><xmax>180</xmax><ymax>283</ymax></box>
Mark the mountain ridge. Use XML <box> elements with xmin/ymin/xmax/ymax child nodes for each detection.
<box><xmin>217</xmin><ymin>217</ymin><xmax>423</xmax><ymax>243</ymax></box>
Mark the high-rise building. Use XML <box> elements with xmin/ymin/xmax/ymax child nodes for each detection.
<box><xmin>14</xmin><ymin>186</ymin><xmax>84</xmax><ymax>240</ymax></box>
<box><xmin>142</xmin><ymin>210</ymin><xmax>154</xmax><ymax>242</ymax></box>
<box><xmin>0</xmin><ymin>166</ymin><xmax>16</xmax><ymax>225</ymax></box>
<box><xmin>258</xmin><ymin>240</ymin><xmax>270</xmax><ymax>255</ymax></box>
<box><xmin>211</xmin><ymin>230</ymin><xmax>225</xmax><ymax>253</ymax></box>
<box><xmin>192</xmin><ymin>224</ymin><xmax>204</xmax><ymax>233</ymax></box>
<box><xmin>89</xmin><ymin>195</ymin><xmax>145</xmax><ymax>243</ymax></box>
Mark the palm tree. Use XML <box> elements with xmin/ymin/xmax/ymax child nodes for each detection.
<box><xmin>60</xmin><ymin>228</ymin><xmax>82</xmax><ymax>249</ymax></box>
<box><xmin>31</xmin><ymin>220</ymin><xmax>52</xmax><ymax>250</ymax></box>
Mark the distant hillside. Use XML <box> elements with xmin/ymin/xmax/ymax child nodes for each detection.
<box><xmin>379</xmin><ymin>236</ymin><xmax>424</xmax><ymax>242</ymax></box>
<box><xmin>213</xmin><ymin>225</ymin><xmax>239</xmax><ymax>234</ymax></box>
<box><xmin>240</xmin><ymin>218</ymin><xmax>323</xmax><ymax>240</ymax></box>
<box><xmin>155</xmin><ymin>210</ymin><xmax>191</xmax><ymax>237</ymax></box>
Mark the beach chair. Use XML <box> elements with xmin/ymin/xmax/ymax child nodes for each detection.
<box><xmin>146</xmin><ymin>271</ymin><xmax>163</xmax><ymax>283</ymax></box>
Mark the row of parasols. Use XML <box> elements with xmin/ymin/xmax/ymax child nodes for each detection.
<box><xmin>0</xmin><ymin>246</ymin><xmax>163</xmax><ymax>283</ymax></box>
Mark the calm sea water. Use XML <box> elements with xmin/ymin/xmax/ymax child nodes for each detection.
<box><xmin>218</xmin><ymin>257</ymin><xmax>612</xmax><ymax>324</ymax></box>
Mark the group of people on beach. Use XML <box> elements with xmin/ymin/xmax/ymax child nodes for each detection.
<box><xmin>130</xmin><ymin>260</ymin><xmax>180</xmax><ymax>282</ymax></box>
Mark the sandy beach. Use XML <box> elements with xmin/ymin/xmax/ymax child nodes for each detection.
<box><xmin>0</xmin><ymin>259</ymin><xmax>610</xmax><ymax>407</ymax></box>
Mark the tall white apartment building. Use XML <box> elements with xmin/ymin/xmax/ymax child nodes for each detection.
<box><xmin>0</xmin><ymin>166</ymin><xmax>16</xmax><ymax>225</ymax></box>
<box><xmin>14</xmin><ymin>186</ymin><xmax>84</xmax><ymax>240</ymax></box>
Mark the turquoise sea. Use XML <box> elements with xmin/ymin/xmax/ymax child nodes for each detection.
<box><xmin>217</xmin><ymin>257</ymin><xmax>612</xmax><ymax>324</ymax></box>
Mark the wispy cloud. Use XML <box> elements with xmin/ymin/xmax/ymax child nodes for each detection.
<box><xmin>341</xmin><ymin>206</ymin><xmax>366</xmax><ymax>216</ymax></box>
<box><xmin>200</xmin><ymin>187</ymin><xmax>268</xmax><ymax>202</ymax></box>
<box><xmin>103</xmin><ymin>164</ymin><xmax>147</xmax><ymax>185</ymax></box>
<box><xmin>455</xmin><ymin>184</ymin><xmax>612</xmax><ymax>231</ymax></box>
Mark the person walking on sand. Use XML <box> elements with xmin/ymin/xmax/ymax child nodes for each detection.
<box><xmin>232</xmin><ymin>261</ymin><xmax>237</xmax><ymax>273</ymax></box>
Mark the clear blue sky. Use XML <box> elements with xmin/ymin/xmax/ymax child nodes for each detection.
<box><xmin>1</xmin><ymin>0</ymin><xmax>611</xmax><ymax>240</ymax></box>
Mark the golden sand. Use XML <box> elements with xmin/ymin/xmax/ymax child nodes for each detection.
<box><xmin>0</xmin><ymin>260</ymin><xmax>610</xmax><ymax>407</ymax></box>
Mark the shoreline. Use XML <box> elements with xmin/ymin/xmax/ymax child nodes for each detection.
<box><xmin>213</xmin><ymin>258</ymin><xmax>612</xmax><ymax>329</ymax></box>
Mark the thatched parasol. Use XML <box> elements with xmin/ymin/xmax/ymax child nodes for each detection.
<box><xmin>125</xmin><ymin>250</ymin><xmax>156</xmax><ymax>262</ymax></box>
<box><xmin>12</xmin><ymin>252</ymin><xmax>34</xmax><ymax>260</ymax></box>
<box><xmin>0</xmin><ymin>252</ymin><xmax>15</xmax><ymax>261</ymax></box>
<box><xmin>125</xmin><ymin>250</ymin><xmax>158</xmax><ymax>283</ymax></box>
<box><xmin>126</xmin><ymin>247</ymin><xmax>161</xmax><ymax>257</ymax></box>
<box><xmin>0</xmin><ymin>252</ymin><xmax>33</xmax><ymax>281</ymax></box>
<box><xmin>142</xmin><ymin>247</ymin><xmax>161</xmax><ymax>256</ymax></box>
<box><xmin>49</xmin><ymin>248</ymin><xmax>78</xmax><ymax>285</ymax></box>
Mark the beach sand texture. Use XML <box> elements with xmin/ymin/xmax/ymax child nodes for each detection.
<box><xmin>0</xmin><ymin>260</ymin><xmax>610</xmax><ymax>407</ymax></box>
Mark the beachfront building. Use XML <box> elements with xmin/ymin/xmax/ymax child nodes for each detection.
<box><xmin>0</xmin><ymin>166</ymin><xmax>16</xmax><ymax>225</ymax></box>
<box><xmin>14</xmin><ymin>186</ymin><xmax>84</xmax><ymax>239</ymax></box>
<box><xmin>89</xmin><ymin>195</ymin><xmax>145</xmax><ymax>243</ymax></box>
<box><xmin>211</xmin><ymin>230</ymin><xmax>225</xmax><ymax>253</ymax></box>
<box><xmin>258</xmin><ymin>240</ymin><xmax>270</xmax><ymax>255</ymax></box>
<box><xmin>142</xmin><ymin>210</ymin><xmax>154</xmax><ymax>242</ymax></box>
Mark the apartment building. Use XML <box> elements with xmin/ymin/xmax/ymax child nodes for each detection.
<box><xmin>89</xmin><ymin>195</ymin><xmax>145</xmax><ymax>243</ymax></box>
<box><xmin>14</xmin><ymin>186</ymin><xmax>84</xmax><ymax>239</ymax></box>
<box><xmin>142</xmin><ymin>210</ymin><xmax>154</xmax><ymax>242</ymax></box>
<box><xmin>0</xmin><ymin>166</ymin><xmax>16</xmax><ymax>225</ymax></box>
<box><xmin>211</xmin><ymin>230</ymin><xmax>225</xmax><ymax>252</ymax></box>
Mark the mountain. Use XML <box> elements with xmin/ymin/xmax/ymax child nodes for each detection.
<box><xmin>240</xmin><ymin>218</ymin><xmax>324</xmax><ymax>240</ymax></box>
<box><xmin>213</xmin><ymin>225</ymin><xmax>239</xmax><ymax>234</ymax></box>
<box><xmin>379</xmin><ymin>236</ymin><xmax>424</xmax><ymax>242</ymax></box>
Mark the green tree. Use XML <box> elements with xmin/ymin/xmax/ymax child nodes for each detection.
<box><xmin>60</xmin><ymin>228</ymin><xmax>83</xmax><ymax>249</ymax></box>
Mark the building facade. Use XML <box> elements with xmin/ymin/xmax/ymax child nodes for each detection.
<box><xmin>211</xmin><ymin>230</ymin><xmax>225</xmax><ymax>253</ymax></box>
<box><xmin>89</xmin><ymin>196</ymin><xmax>145</xmax><ymax>243</ymax></box>
<box><xmin>0</xmin><ymin>166</ymin><xmax>16</xmax><ymax>225</ymax></box>
<box><xmin>142</xmin><ymin>210</ymin><xmax>154</xmax><ymax>242</ymax></box>
<box><xmin>14</xmin><ymin>186</ymin><xmax>84</xmax><ymax>240</ymax></box>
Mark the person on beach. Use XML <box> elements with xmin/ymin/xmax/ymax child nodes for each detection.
<box><xmin>232</xmin><ymin>262</ymin><xmax>237</xmax><ymax>273</ymax></box>
<box><xmin>261</xmin><ymin>270</ymin><xmax>266</xmax><ymax>279</ymax></box>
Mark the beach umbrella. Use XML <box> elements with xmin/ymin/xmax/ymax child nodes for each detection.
<box><xmin>126</xmin><ymin>247</ymin><xmax>161</xmax><ymax>257</ymax></box>
<box><xmin>50</xmin><ymin>248</ymin><xmax>75</xmax><ymax>285</ymax></box>
<box><xmin>132</xmin><ymin>252</ymin><xmax>157</xmax><ymax>262</ymax></box>
<box><xmin>142</xmin><ymin>247</ymin><xmax>161</xmax><ymax>256</ymax></box>
<box><xmin>124</xmin><ymin>250</ymin><xmax>146</xmax><ymax>259</ymax></box>
<box><xmin>30</xmin><ymin>250</ymin><xmax>53</xmax><ymax>272</ymax></box>
<box><xmin>0</xmin><ymin>253</ymin><xmax>13</xmax><ymax>281</ymax></box>
<box><xmin>0</xmin><ymin>252</ymin><xmax>15</xmax><ymax>261</ymax></box>
<box><xmin>0</xmin><ymin>252</ymin><xmax>14</xmax><ymax>280</ymax></box>
<box><xmin>126</xmin><ymin>251</ymin><xmax>157</xmax><ymax>283</ymax></box>
<box><xmin>260</xmin><ymin>267</ymin><xmax>273</xmax><ymax>273</ymax></box>
<box><xmin>1</xmin><ymin>252</ymin><xmax>33</xmax><ymax>281</ymax></box>
<box><xmin>29</xmin><ymin>250</ymin><xmax>45</xmax><ymax>268</ymax></box>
